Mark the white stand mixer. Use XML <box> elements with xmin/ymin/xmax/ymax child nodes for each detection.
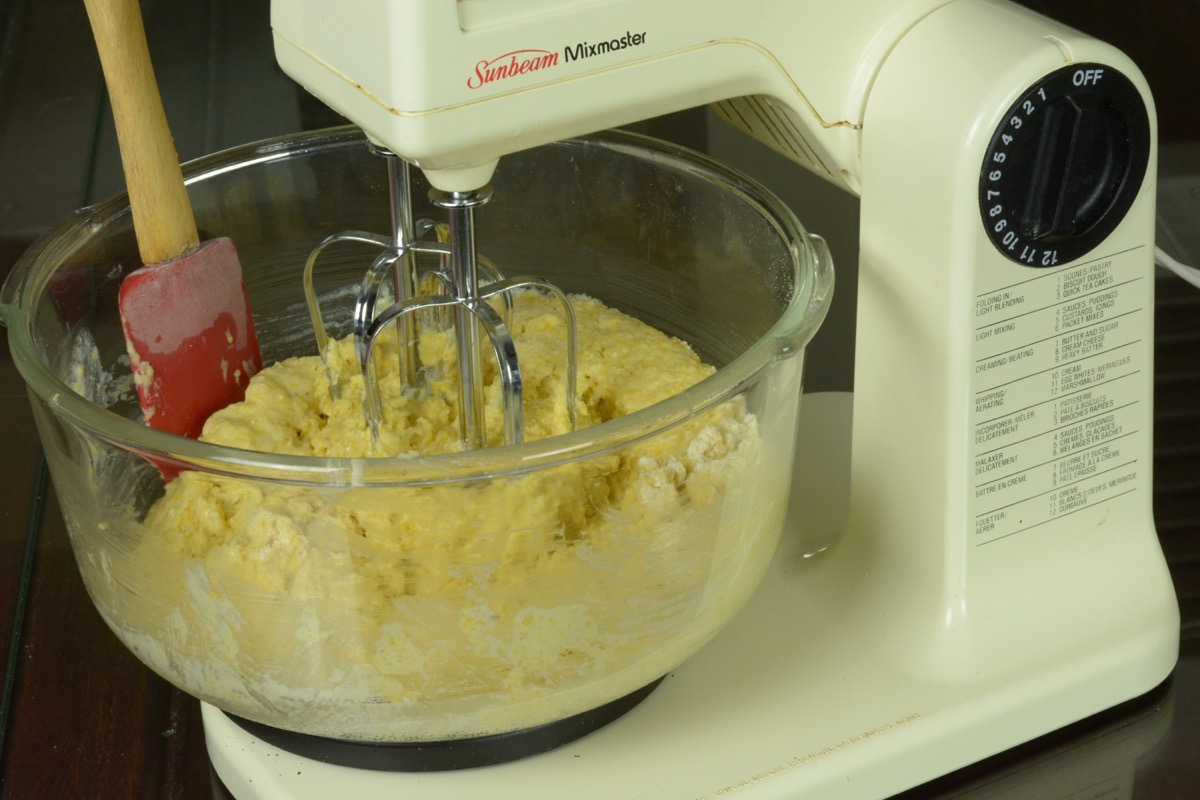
<box><xmin>204</xmin><ymin>0</ymin><xmax>1181</xmax><ymax>796</ymax></box>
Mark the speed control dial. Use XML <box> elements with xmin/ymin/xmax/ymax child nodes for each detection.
<box><xmin>979</xmin><ymin>63</ymin><xmax>1150</xmax><ymax>267</ymax></box>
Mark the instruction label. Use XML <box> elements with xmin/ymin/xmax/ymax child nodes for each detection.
<box><xmin>971</xmin><ymin>251</ymin><xmax>1148</xmax><ymax>545</ymax></box>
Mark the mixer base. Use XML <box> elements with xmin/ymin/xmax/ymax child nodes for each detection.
<box><xmin>221</xmin><ymin>677</ymin><xmax>663</xmax><ymax>772</ymax></box>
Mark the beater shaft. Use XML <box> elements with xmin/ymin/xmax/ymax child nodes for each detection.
<box><xmin>380</xmin><ymin>149</ymin><xmax>422</xmax><ymax>387</ymax></box>
<box><xmin>431</xmin><ymin>187</ymin><xmax>494</xmax><ymax>451</ymax></box>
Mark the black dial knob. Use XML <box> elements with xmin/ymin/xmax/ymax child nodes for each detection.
<box><xmin>979</xmin><ymin>64</ymin><xmax>1150</xmax><ymax>267</ymax></box>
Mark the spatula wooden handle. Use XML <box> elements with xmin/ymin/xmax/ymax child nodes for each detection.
<box><xmin>83</xmin><ymin>0</ymin><xmax>198</xmax><ymax>266</ymax></box>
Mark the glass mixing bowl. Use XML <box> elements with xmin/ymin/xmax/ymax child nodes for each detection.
<box><xmin>1</xmin><ymin>127</ymin><xmax>831</xmax><ymax>748</ymax></box>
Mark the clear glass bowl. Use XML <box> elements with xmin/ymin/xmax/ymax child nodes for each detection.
<box><xmin>1</xmin><ymin>127</ymin><xmax>831</xmax><ymax>744</ymax></box>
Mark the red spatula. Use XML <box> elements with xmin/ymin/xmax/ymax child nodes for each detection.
<box><xmin>84</xmin><ymin>0</ymin><xmax>261</xmax><ymax>439</ymax></box>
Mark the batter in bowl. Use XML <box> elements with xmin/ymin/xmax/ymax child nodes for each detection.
<box><xmin>90</xmin><ymin>291</ymin><xmax>779</xmax><ymax>742</ymax></box>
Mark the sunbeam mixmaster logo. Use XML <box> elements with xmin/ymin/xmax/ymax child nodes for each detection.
<box><xmin>466</xmin><ymin>31</ymin><xmax>648</xmax><ymax>90</ymax></box>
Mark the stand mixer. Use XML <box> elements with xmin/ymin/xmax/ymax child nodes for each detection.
<box><xmin>199</xmin><ymin>0</ymin><xmax>1181</xmax><ymax>796</ymax></box>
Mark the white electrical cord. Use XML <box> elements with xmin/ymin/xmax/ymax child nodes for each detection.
<box><xmin>1155</xmin><ymin>245</ymin><xmax>1200</xmax><ymax>290</ymax></box>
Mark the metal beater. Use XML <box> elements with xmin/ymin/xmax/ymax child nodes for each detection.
<box><xmin>302</xmin><ymin>144</ymin><xmax>578</xmax><ymax>450</ymax></box>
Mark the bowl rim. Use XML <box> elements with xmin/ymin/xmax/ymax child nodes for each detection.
<box><xmin>2</xmin><ymin>126</ymin><xmax>832</xmax><ymax>486</ymax></box>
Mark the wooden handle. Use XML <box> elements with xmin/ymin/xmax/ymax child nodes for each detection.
<box><xmin>83</xmin><ymin>0</ymin><xmax>198</xmax><ymax>265</ymax></box>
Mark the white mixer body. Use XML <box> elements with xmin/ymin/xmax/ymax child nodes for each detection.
<box><xmin>248</xmin><ymin>0</ymin><xmax>1180</xmax><ymax>796</ymax></box>
<box><xmin>850</xmin><ymin>0</ymin><xmax>1176</xmax><ymax>690</ymax></box>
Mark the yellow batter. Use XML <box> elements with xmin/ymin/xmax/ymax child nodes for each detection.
<box><xmin>196</xmin><ymin>292</ymin><xmax>716</xmax><ymax>456</ymax></box>
<box><xmin>98</xmin><ymin>292</ymin><xmax>782</xmax><ymax>742</ymax></box>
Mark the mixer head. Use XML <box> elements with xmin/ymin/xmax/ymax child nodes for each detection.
<box><xmin>269</xmin><ymin>0</ymin><xmax>899</xmax><ymax>194</ymax></box>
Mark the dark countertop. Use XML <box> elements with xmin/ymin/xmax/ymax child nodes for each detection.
<box><xmin>1</xmin><ymin>1</ymin><xmax>1197</xmax><ymax>798</ymax></box>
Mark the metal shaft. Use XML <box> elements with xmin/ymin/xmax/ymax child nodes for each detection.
<box><xmin>381</xmin><ymin>151</ymin><xmax>422</xmax><ymax>386</ymax></box>
<box><xmin>430</xmin><ymin>186</ymin><xmax>494</xmax><ymax>451</ymax></box>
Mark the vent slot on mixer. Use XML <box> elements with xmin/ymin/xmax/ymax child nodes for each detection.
<box><xmin>711</xmin><ymin>95</ymin><xmax>833</xmax><ymax>183</ymax></box>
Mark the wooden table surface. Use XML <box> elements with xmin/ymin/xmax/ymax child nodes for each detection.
<box><xmin>1</xmin><ymin>1</ymin><xmax>1197</xmax><ymax>798</ymax></box>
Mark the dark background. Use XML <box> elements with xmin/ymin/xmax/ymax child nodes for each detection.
<box><xmin>1</xmin><ymin>1</ymin><xmax>1197</xmax><ymax>797</ymax></box>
